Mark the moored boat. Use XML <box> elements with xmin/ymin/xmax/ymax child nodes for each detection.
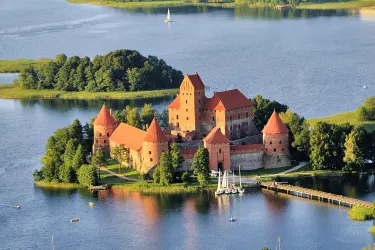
<box><xmin>70</xmin><ymin>217</ymin><xmax>80</xmax><ymax>223</ymax></box>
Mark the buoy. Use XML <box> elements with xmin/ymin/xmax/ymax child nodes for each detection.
<box><xmin>89</xmin><ymin>202</ymin><xmax>94</xmax><ymax>207</ymax></box>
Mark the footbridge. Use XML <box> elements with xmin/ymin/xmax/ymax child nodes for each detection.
<box><xmin>261</xmin><ymin>182</ymin><xmax>373</xmax><ymax>208</ymax></box>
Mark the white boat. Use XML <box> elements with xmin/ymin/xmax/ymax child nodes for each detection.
<box><xmin>238</xmin><ymin>165</ymin><xmax>245</xmax><ymax>194</ymax></box>
<box><xmin>231</xmin><ymin>171</ymin><xmax>238</xmax><ymax>194</ymax></box>
<box><xmin>229</xmin><ymin>217</ymin><xmax>237</xmax><ymax>222</ymax></box>
<box><xmin>215</xmin><ymin>170</ymin><xmax>224</xmax><ymax>195</ymax></box>
<box><xmin>164</xmin><ymin>8</ymin><xmax>173</xmax><ymax>22</ymax></box>
<box><xmin>362</xmin><ymin>85</ymin><xmax>368</xmax><ymax>89</ymax></box>
<box><xmin>223</xmin><ymin>171</ymin><xmax>232</xmax><ymax>194</ymax></box>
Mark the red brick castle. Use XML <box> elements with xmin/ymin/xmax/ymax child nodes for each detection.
<box><xmin>93</xmin><ymin>73</ymin><xmax>291</xmax><ymax>173</ymax></box>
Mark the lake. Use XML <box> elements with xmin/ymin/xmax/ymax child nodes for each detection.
<box><xmin>1</xmin><ymin>0</ymin><xmax>375</xmax><ymax>118</ymax></box>
<box><xmin>1</xmin><ymin>0</ymin><xmax>375</xmax><ymax>249</ymax></box>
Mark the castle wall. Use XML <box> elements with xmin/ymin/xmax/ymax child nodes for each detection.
<box><xmin>204</xmin><ymin>142</ymin><xmax>230</xmax><ymax>171</ymax></box>
<box><xmin>93</xmin><ymin>124</ymin><xmax>117</xmax><ymax>156</ymax></box>
<box><xmin>141</xmin><ymin>141</ymin><xmax>169</xmax><ymax>174</ymax></box>
<box><xmin>263</xmin><ymin>154</ymin><xmax>291</xmax><ymax>169</ymax></box>
<box><xmin>263</xmin><ymin>132</ymin><xmax>289</xmax><ymax>155</ymax></box>
<box><xmin>231</xmin><ymin>134</ymin><xmax>263</xmax><ymax>145</ymax></box>
<box><xmin>230</xmin><ymin>152</ymin><xmax>264</xmax><ymax>170</ymax></box>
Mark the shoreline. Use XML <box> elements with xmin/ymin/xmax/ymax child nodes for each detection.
<box><xmin>66</xmin><ymin>0</ymin><xmax>375</xmax><ymax>10</ymax></box>
<box><xmin>0</xmin><ymin>84</ymin><xmax>178</xmax><ymax>100</ymax></box>
<box><xmin>0</xmin><ymin>58</ymin><xmax>52</xmax><ymax>73</ymax></box>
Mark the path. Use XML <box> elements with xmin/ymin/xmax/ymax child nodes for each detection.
<box><xmin>100</xmin><ymin>166</ymin><xmax>139</xmax><ymax>182</ymax></box>
<box><xmin>278</xmin><ymin>161</ymin><xmax>309</xmax><ymax>175</ymax></box>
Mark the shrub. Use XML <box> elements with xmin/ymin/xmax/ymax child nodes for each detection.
<box><xmin>77</xmin><ymin>164</ymin><xmax>98</xmax><ymax>187</ymax></box>
<box><xmin>33</xmin><ymin>170</ymin><xmax>43</xmax><ymax>181</ymax></box>
<box><xmin>181</xmin><ymin>172</ymin><xmax>189</xmax><ymax>184</ymax></box>
<box><xmin>140</xmin><ymin>173</ymin><xmax>150</xmax><ymax>181</ymax></box>
<box><xmin>368</xmin><ymin>226</ymin><xmax>375</xmax><ymax>235</ymax></box>
<box><xmin>349</xmin><ymin>206</ymin><xmax>373</xmax><ymax>221</ymax></box>
<box><xmin>153</xmin><ymin>166</ymin><xmax>160</xmax><ymax>184</ymax></box>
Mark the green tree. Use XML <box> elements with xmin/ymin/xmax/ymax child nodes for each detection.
<box><xmin>18</xmin><ymin>67</ymin><xmax>38</xmax><ymax>89</ymax></box>
<box><xmin>140</xmin><ymin>103</ymin><xmax>155</xmax><ymax>128</ymax></box>
<box><xmin>91</xmin><ymin>150</ymin><xmax>104</xmax><ymax>180</ymax></box>
<box><xmin>159</xmin><ymin>152</ymin><xmax>173</xmax><ymax>186</ymax></box>
<box><xmin>181</xmin><ymin>172</ymin><xmax>189</xmax><ymax>186</ymax></box>
<box><xmin>153</xmin><ymin>166</ymin><xmax>161</xmax><ymax>184</ymax></box>
<box><xmin>127</xmin><ymin>67</ymin><xmax>145</xmax><ymax>91</ymax></box>
<box><xmin>309</xmin><ymin>122</ymin><xmax>336</xmax><ymax>170</ymax></box>
<box><xmin>69</xmin><ymin>119</ymin><xmax>83</xmax><ymax>144</ymax></box>
<box><xmin>343</xmin><ymin>126</ymin><xmax>369</xmax><ymax>171</ymax></box>
<box><xmin>170</xmin><ymin>142</ymin><xmax>184</xmax><ymax>169</ymax></box>
<box><xmin>59</xmin><ymin>164</ymin><xmax>75</xmax><ymax>183</ymax></box>
<box><xmin>63</xmin><ymin>139</ymin><xmax>77</xmax><ymax>167</ymax></box>
<box><xmin>192</xmin><ymin>147</ymin><xmax>210</xmax><ymax>187</ymax></box>
<box><xmin>72</xmin><ymin>144</ymin><xmax>85</xmax><ymax>170</ymax></box>
<box><xmin>155</xmin><ymin>109</ymin><xmax>169</xmax><ymax>130</ymax></box>
<box><xmin>126</xmin><ymin>107</ymin><xmax>141</xmax><ymax>128</ymax></box>
<box><xmin>78</xmin><ymin>164</ymin><xmax>98</xmax><ymax>187</ymax></box>
<box><xmin>251</xmin><ymin>95</ymin><xmax>288</xmax><ymax>130</ymax></box>
<box><xmin>55</xmin><ymin>53</ymin><xmax>68</xmax><ymax>68</ymax></box>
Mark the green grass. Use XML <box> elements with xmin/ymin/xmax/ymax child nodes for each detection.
<box><xmin>349</xmin><ymin>205</ymin><xmax>374</xmax><ymax>221</ymax></box>
<box><xmin>68</xmin><ymin>0</ymin><xmax>190</xmax><ymax>8</ymax></box>
<box><xmin>241</xmin><ymin>166</ymin><xmax>293</xmax><ymax>177</ymax></box>
<box><xmin>100</xmin><ymin>158</ymin><xmax>141</xmax><ymax>180</ymax></box>
<box><xmin>297</xmin><ymin>0</ymin><xmax>375</xmax><ymax>9</ymax></box>
<box><xmin>0</xmin><ymin>84</ymin><xmax>178</xmax><ymax>100</ymax></box>
<box><xmin>34</xmin><ymin>180</ymin><xmax>83</xmax><ymax>188</ymax></box>
<box><xmin>308</xmin><ymin>111</ymin><xmax>375</xmax><ymax>132</ymax></box>
<box><xmin>0</xmin><ymin>59</ymin><xmax>53</xmax><ymax>73</ymax></box>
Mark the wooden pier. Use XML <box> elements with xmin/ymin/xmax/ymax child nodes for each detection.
<box><xmin>89</xmin><ymin>185</ymin><xmax>108</xmax><ymax>191</ymax></box>
<box><xmin>261</xmin><ymin>182</ymin><xmax>373</xmax><ymax>208</ymax></box>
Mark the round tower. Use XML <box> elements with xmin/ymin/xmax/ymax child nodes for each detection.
<box><xmin>262</xmin><ymin>111</ymin><xmax>290</xmax><ymax>168</ymax></box>
<box><xmin>92</xmin><ymin>104</ymin><xmax>118</xmax><ymax>156</ymax></box>
<box><xmin>141</xmin><ymin>119</ymin><xmax>169</xmax><ymax>173</ymax></box>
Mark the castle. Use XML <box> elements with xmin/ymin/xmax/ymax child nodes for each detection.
<box><xmin>92</xmin><ymin>73</ymin><xmax>291</xmax><ymax>174</ymax></box>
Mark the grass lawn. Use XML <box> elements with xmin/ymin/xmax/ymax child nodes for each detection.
<box><xmin>297</xmin><ymin>0</ymin><xmax>375</xmax><ymax>9</ymax></box>
<box><xmin>100</xmin><ymin>158</ymin><xmax>141</xmax><ymax>180</ymax></box>
<box><xmin>241</xmin><ymin>166</ymin><xmax>293</xmax><ymax>177</ymax></box>
<box><xmin>34</xmin><ymin>180</ymin><xmax>83</xmax><ymax>188</ymax></box>
<box><xmin>307</xmin><ymin>111</ymin><xmax>375</xmax><ymax>132</ymax></box>
<box><xmin>0</xmin><ymin>58</ymin><xmax>53</xmax><ymax>73</ymax></box>
<box><xmin>0</xmin><ymin>84</ymin><xmax>178</xmax><ymax>100</ymax></box>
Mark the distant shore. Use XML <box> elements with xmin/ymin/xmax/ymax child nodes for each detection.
<box><xmin>66</xmin><ymin>0</ymin><xmax>375</xmax><ymax>10</ymax></box>
<box><xmin>0</xmin><ymin>59</ymin><xmax>52</xmax><ymax>73</ymax></box>
<box><xmin>0</xmin><ymin>84</ymin><xmax>178</xmax><ymax>100</ymax></box>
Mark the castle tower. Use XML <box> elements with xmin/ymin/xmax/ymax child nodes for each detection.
<box><xmin>262</xmin><ymin>111</ymin><xmax>291</xmax><ymax>168</ymax></box>
<box><xmin>141</xmin><ymin>118</ymin><xmax>169</xmax><ymax>173</ymax></box>
<box><xmin>203</xmin><ymin>127</ymin><xmax>230</xmax><ymax>171</ymax></box>
<box><xmin>92</xmin><ymin>104</ymin><xmax>118</xmax><ymax>156</ymax></box>
<box><xmin>174</xmin><ymin>73</ymin><xmax>205</xmax><ymax>133</ymax></box>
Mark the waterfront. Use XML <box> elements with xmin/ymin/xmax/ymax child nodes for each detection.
<box><xmin>1</xmin><ymin>98</ymin><xmax>375</xmax><ymax>249</ymax></box>
<box><xmin>1</xmin><ymin>0</ymin><xmax>375</xmax><ymax>117</ymax></box>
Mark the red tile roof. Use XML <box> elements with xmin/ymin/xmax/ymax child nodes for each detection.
<box><xmin>262</xmin><ymin>111</ymin><xmax>289</xmax><ymax>134</ymax></box>
<box><xmin>186</xmin><ymin>73</ymin><xmax>205</xmax><ymax>90</ymax></box>
<box><xmin>167</xmin><ymin>95</ymin><xmax>180</xmax><ymax>109</ymax></box>
<box><xmin>203</xmin><ymin>127</ymin><xmax>230</xmax><ymax>144</ymax></box>
<box><xmin>143</xmin><ymin>119</ymin><xmax>169</xmax><ymax>143</ymax></box>
<box><xmin>93</xmin><ymin>104</ymin><xmax>117</xmax><ymax>126</ymax></box>
<box><xmin>204</xmin><ymin>89</ymin><xmax>253</xmax><ymax>110</ymax></box>
<box><xmin>109</xmin><ymin>123</ymin><xmax>146</xmax><ymax>151</ymax></box>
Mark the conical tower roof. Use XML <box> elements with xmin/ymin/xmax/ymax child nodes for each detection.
<box><xmin>203</xmin><ymin>127</ymin><xmax>230</xmax><ymax>144</ymax></box>
<box><xmin>143</xmin><ymin>119</ymin><xmax>169</xmax><ymax>143</ymax></box>
<box><xmin>93</xmin><ymin>104</ymin><xmax>117</xmax><ymax>126</ymax></box>
<box><xmin>262</xmin><ymin>111</ymin><xmax>289</xmax><ymax>134</ymax></box>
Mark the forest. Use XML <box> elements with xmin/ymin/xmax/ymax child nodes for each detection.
<box><xmin>15</xmin><ymin>49</ymin><xmax>183</xmax><ymax>92</ymax></box>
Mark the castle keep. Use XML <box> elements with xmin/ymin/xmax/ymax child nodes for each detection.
<box><xmin>93</xmin><ymin>73</ymin><xmax>291</xmax><ymax>173</ymax></box>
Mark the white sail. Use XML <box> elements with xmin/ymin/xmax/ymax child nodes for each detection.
<box><xmin>239</xmin><ymin>165</ymin><xmax>242</xmax><ymax>188</ymax></box>
<box><xmin>167</xmin><ymin>9</ymin><xmax>171</xmax><ymax>20</ymax></box>
<box><xmin>217</xmin><ymin>170</ymin><xmax>221</xmax><ymax>190</ymax></box>
<box><xmin>222</xmin><ymin>171</ymin><xmax>227</xmax><ymax>188</ymax></box>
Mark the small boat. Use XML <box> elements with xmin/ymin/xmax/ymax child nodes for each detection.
<box><xmin>225</xmin><ymin>188</ymin><xmax>232</xmax><ymax>194</ymax></box>
<box><xmin>89</xmin><ymin>202</ymin><xmax>94</xmax><ymax>207</ymax></box>
<box><xmin>164</xmin><ymin>8</ymin><xmax>173</xmax><ymax>22</ymax></box>
<box><xmin>215</xmin><ymin>170</ymin><xmax>224</xmax><ymax>195</ymax></box>
<box><xmin>229</xmin><ymin>217</ymin><xmax>237</xmax><ymax>222</ymax></box>
<box><xmin>362</xmin><ymin>85</ymin><xmax>368</xmax><ymax>89</ymax></box>
<box><xmin>14</xmin><ymin>205</ymin><xmax>21</xmax><ymax>209</ymax></box>
<box><xmin>238</xmin><ymin>165</ymin><xmax>245</xmax><ymax>194</ymax></box>
<box><xmin>70</xmin><ymin>217</ymin><xmax>80</xmax><ymax>223</ymax></box>
<box><xmin>231</xmin><ymin>171</ymin><xmax>238</xmax><ymax>194</ymax></box>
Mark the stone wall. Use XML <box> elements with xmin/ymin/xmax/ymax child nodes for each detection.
<box><xmin>231</xmin><ymin>134</ymin><xmax>262</xmax><ymax>145</ymax></box>
<box><xmin>263</xmin><ymin>154</ymin><xmax>291</xmax><ymax>169</ymax></box>
<box><xmin>230</xmin><ymin>152</ymin><xmax>264</xmax><ymax>170</ymax></box>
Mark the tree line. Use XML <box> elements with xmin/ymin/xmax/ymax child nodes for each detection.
<box><xmin>357</xmin><ymin>96</ymin><xmax>375</xmax><ymax>122</ymax></box>
<box><xmin>33</xmin><ymin>119</ymin><xmax>98</xmax><ymax>187</ymax></box>
<box><xmin>16</xmin><ymin>49</ymin><xmax>183</xmax><ymax>92</ymax></box>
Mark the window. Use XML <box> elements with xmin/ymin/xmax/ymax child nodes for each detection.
<box><xmin>246</xmin><ymin>112</ymin><xmax>249</xmax><ymax>118</ymax></box>
<box><xmin>176</xmin><ymin>115</ymin><xmax>179</xmax><ymax>119</ymax></box>
<box><xmin>212</xmin><ymin>117</ymin><xmax>215</xmax><ymax>121</ymax></box>
<box><xmin>282</xmin><ymin>148</ymin><xmax>284</xmax><ymax>151</ymax></box>
<box><xmin>107</xmin><ymin>133</ymin><xmax>109</xmax><ymax>136</ymax></box>
<box><xmin>219</xmin><ymin>149</ymin><xmax>222</xmax><ymax>153</ymax></box>
<box><xmin>266</xmin><ymin>148</ymin><xmax>268</xmax><ymax>151</ymax></box>
<box><xmin>186</xmin><ymin>100</ymin><xmax>188</xmax><ymax>104</ymax></box>
<box><xmin>149</xmin><ymin>151</ymin><xmax>151</xmax><ymax>154</ymax></box>
<box><xmin>279</xmin><ymin>141</ymin><xmax>282</xmax><ymax>144</ymax></box>
<box><xmin>199</xmin><ymin>100</ymin><xmax>200</xmax><ymax>104</ymax></box>
<box><xmin>270</xmin><ymin>141</ymin><xmax>272</xmax><ymax>145</ymax></box>
<box><xmin>186</xmin><ymin>109</ymin><xmax>188</xmax><ymax>112</ymax></box>
<box><xmin>95</xmin><ymin>140</ymin><xmax>98</xmax><ymax>143</ymax></box>
<box><xmin>162</xmin><ymin>150</ymin><xmax>165</xmax><ymax>153</ymax></box>
<box><xmin>274</xmin><ymin>148</ymin><xmax>276</xmax><ymax>152</ymax></box>
<box><xmin>150</xmin><ymin>158</ymin><xmax>153</xmax><ymax>162</ymax></box>
<box><xmin>238</xmin><ymin>114</ymin><xmax>240</xmax><ymax>119</ymax></box>
<box><xmin>99</xmin><ymin>133</ymin><xmax>102</xmax><ymax>136</ymax></box>
<box><xmin>186</xmin><ymin>117</ymin><xmax>189</xmax><ymax>120</ymax></box>
<box><xmin>230</xmin><ymin>125</ymin><xmax>233</xmax><ymax>131</ymax></box>
<box><xmin>230</xmin><ymin>116</ymin><xmax>232</xmax><ymax>121</ymax></box>
<box><xmin>104</xmin><ymin>140</ymin><xmax>107</xmax><ymax>143</ymax></box>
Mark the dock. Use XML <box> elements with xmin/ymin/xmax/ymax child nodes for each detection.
<box><xmin>260</xmin><ymin>182</ymin><xmax>373</xmax><ymax>208</ymax></box>
<box><xmin>274</xmin><ymin>5</ymin><xmax>292</xmax><ymax>10</ymax></box>
<box><xmin>89</xmin><ymin>185</ymin><xmax>108</xmax><ymax>191</ymax></box>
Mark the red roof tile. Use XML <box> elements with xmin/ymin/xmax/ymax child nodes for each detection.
<box><xmin>203</xmin><ymin>127</ymin><xmax>230</xmax><ymax>144</ymax></box>
<box><xmin>109</xmin><ymin>123</ymin><xmax>146</xmax><ymax>151</ymax></box>
<box><xmin>143</xmin><ymin>119</ymin><xmax>169</xmax><ymax>143</ymax></box>
<box><xmin>167</xmin><ymin>95</ymin><xmax>180</xmax><ymax>109</ymax></box>
<box><xmin>93</xmin><ymin>104</ymin><xmax>117</xmax><ymax>126</ymax></box>
<box><xmin>186</xmin><ymin>73</ymin><xmax>205</xmax><ymax>90</ymax></box>
<box><xmin>262</xmin><ymin>111</ymin><xmax>289</xmax><ymax>134</ymax></box>
<box><xmin>204</xmin><ymin>89</ymin><xmax>253</xmax><ymax>110</ymax></box>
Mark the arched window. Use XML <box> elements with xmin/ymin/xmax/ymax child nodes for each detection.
<box><xmin>186</xmin><ymin>117</ymin><xmax>189</xmax><ymax>120</ymax></box>
<box><xmin>270</xmin><ymin>141</ymin><xmax>272</xmax><ymax>145</ymax></box>
<box><xmin>99</xmin><ymin>133</ymin><xmax>102</xmax><ymax>136</ymax></box>
<box><xmin>149</xmin><ymin>151</ymin><xmax>151</xmax><ymax>154</ymax></box>
<box><xmin>107</xmin><ymin>133</ymin><xmax>109</xmax><ymax>136</ymax></box>
<box><xmin>273</xmin><ymin>148</ymin><xmax>276</xmax><ymax>152</ymax></box>
<box><xmin>176</xmin><ymin>115</ymin><xmax>179</xmax><ymax>119</ymax></box>
<box><xmin>212</xmin><ymin>117</ymin><xmax>215</xmax><ymax>121</ymax></box>
<box><xmin>279</xmin><ymin>141</ymin><xmax>282</xmax><ymax>144</ymax></box>
<box><xmin>186</xmin><ymin>100</ymin><xmax>188</xmax><ymax>104</ymax></box>
<box><xmin>282</xmin><ymin>148</ymin><xmax>284</xmax><ymax>151</ymax></box>
<box><xmin>104</xmin><ymin>140</ymin><xmax>107</xmax><ymax>143</ymax></box>
<box><xmin>150</xmin><ymin>158</ymin><xmax>153</xmax><ymax>162</ymax></box>
<box><xmin>219</xmin><ymin>149</ymin><xmax>222</xmax><ymax>153</ymax></box>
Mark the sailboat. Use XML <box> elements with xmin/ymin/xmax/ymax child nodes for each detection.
<box><xmin>164</xmin><ymin>8</ymin><xmax>173</xmax><ymax>22</ymax></box>
<box><xmin>231</xmin><ymin>170</ymin><xmax>238</xmax><ymax>194</ymax></box>
<box><xmin>225</xmin><ymin>171</ymin><xmax>231</xmax><ymax>194</ymax></box>
<box><xmin>215</xmin><ymin>170</ymin><xmax>224</xmax><ymax>195</ymax></box>
<box><xmin>238</xmin><ymin>165</ymin><xmax>245</xmax><ymax>194</ymax></box>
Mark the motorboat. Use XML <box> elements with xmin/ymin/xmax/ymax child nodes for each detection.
<box><xmin>14</xmin><ymin>205</ymin><xmax>21</xmax><ymax>209</ymax></box>
<box><xmin>70</xmin><ymin>217</ymin><xmax>80</xmax><ymax>223</ymax></box>
<box><xmin>229</xmin><ymin>217</ymin><xmax>237</xmax><ymax>222</ymax></box>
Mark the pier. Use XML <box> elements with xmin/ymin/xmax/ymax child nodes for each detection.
<box><xmin>261</xmin><ymin>182</ymin><xmax>373</xmax><ymax>208</ymax></box>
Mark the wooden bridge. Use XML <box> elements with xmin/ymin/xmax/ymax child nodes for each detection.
<box><xmin>260</xmin><ymin>182</ymin><xmax>373</xmax><ymax>208</ymax></box>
